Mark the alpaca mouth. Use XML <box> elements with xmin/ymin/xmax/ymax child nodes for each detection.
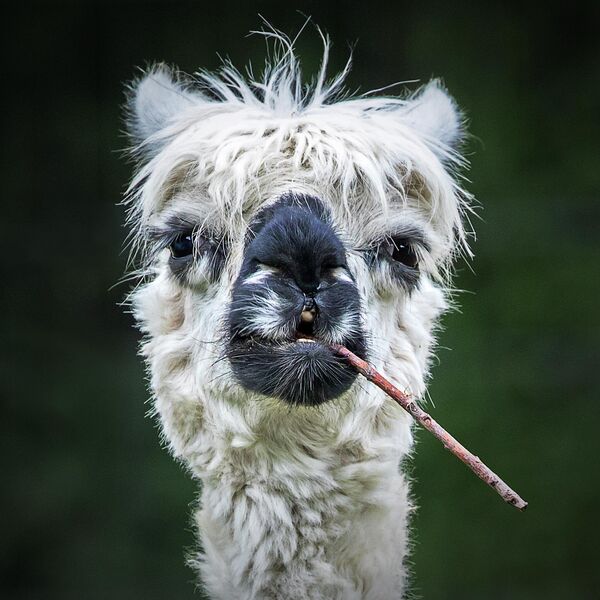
<box><xmin>226</xmin><ymin>328</ymin><xmax>366</xmax><ymax>407</ymax></box>
<box><xmin>296</xmin><ymin>310</ymin><xmax>316</xmax><ymax>338</ymax></box>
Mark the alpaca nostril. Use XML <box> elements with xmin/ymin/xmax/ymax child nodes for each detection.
<box><xmin>302</xmin><ymin>295</ymin><xmax>315</xmax><ymax>311</ymax></box>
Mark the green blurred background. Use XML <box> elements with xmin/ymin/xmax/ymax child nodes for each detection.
<box><xmin>3</xmin><ymin>2</ymin><xmax>599</xmax><ymax>598</ymax></box>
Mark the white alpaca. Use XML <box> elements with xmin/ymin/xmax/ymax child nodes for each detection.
<box><xmin>124</xmin><ymin>36</ymin><xmax>471</xmax><ymax>600</ymax></box>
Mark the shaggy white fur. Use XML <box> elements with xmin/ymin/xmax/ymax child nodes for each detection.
<box><xmin>124</xmin><ymin>34</ymin><xmax>472</xmax><ymax>600</ymax></box>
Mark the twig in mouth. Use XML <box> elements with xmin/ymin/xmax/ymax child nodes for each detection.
<box><xmin>330</xmin><ymin>342</ymin><xmax>528</xmax><ymax>511</ymax></box>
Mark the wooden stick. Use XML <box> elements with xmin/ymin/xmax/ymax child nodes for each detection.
<box><xmin>331</xmin><ymin>343</ymin><xmax>528</xmax><ymax>511</ymax></box>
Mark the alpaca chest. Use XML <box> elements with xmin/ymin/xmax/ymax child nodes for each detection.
<box><xmin>195</xmin><ymin>439</ymin><xmax>410</xmax><ymax>599</ymax></box>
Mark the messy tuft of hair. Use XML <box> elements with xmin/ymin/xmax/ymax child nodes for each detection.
<box><xmin>122</xmin><ymin>24</ymin><xmax>475</xmax><ymax>286</ymax></box>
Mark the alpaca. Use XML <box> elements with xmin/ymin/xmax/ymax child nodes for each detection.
<box><xmin>123</xmin><ymin>36</ymin><xmax>471</xmax><ymax>600</ymax></box>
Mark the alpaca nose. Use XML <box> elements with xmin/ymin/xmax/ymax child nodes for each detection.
<box><xmin>242</xmin><ymin>194</ymin><xmax>348</xmax><ymax>295</ymax></box>
<box><xmin>293</xmin><ymin>273</ymin><xmax>322</xmax><ymax>297</ymax></box>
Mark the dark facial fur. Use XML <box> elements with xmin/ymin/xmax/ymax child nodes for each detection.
<box><xmin>227</xmin><ymin>194</ymin><xmax>367</xmax><ymax>406</ymax></box>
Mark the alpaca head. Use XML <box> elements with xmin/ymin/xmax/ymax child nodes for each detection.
<box><xmin>124</xmin><ymin>42</ymin><xmax>470</xmax><ymax>463</ymax></box>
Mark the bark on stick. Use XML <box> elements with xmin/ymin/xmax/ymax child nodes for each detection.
<box><xmin>331</xmin><ymin>343</ymin><xmax>528</xmax><ymax>511</ymax></box>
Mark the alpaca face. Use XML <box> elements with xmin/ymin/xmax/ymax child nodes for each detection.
<box><xmin>125</xmin><ymin>55</ymin><xmax>469</xmax><ymax>460</ymax></box>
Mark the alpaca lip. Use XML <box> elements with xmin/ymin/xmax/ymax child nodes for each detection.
<box><xmin>238</xmin><ymin>332</ymin><xmax>322</xmax><ymax>347</ymax></box>
<box><xmin>226</xmin><ymin>331</ymin><xmax>366</xmax><ymax>406</ymax></box>
<box><xmin>295</xmin><ymin>333</ymin><xmax>317</xmax><ymax>344</ymax></box>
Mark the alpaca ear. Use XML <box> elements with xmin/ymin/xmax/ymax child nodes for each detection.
<box><xmin>126</xmin><ymin>65</ymin><xmax>199</xmax><ymax>151</ymax></box>
<box><xmin>403</xmin><ymin>80</ymin><xmax>463</xmax><ymax>151</ymax></box>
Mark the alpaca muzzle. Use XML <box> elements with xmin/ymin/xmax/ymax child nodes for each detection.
<box><xmin>225</xmin><ymin>193</ymin><xmax>367</xmax><ymax>406</ymax></box>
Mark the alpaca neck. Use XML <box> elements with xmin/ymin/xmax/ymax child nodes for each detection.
<box><xmin>192</xmin><ymin>406</ymin><xmax>412</xmax><ymax>600</ymax></box>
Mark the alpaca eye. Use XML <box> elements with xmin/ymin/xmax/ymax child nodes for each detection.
<box><xmin>382</xmin><ymin>238</ymin><xmax>418</xmax><ymax>269</ymax></box>
<box><xmin>170</xmin><ymin>234</ymin><xmax>193</xmax><ymax>258</ymax></box>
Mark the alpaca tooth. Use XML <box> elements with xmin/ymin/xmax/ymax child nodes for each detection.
<box><xmin>300</xmin><ymin>310</ymin><xmax>315</xmax><ymax>323</ymax></box>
